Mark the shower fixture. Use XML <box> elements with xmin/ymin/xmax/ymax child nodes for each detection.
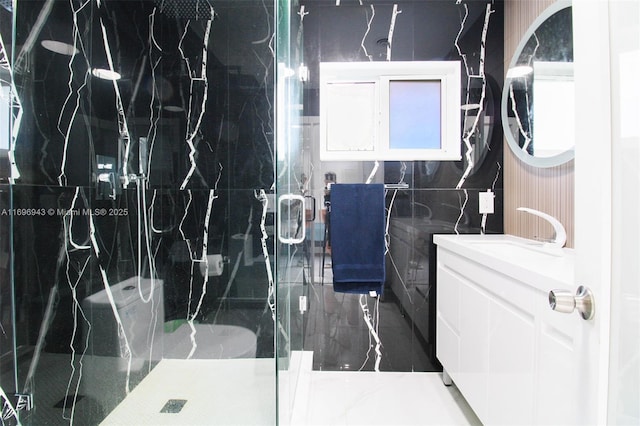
<box><xmin>163</xmin><ymin>105</ymin><xmax>184</xmax><ymax>112</ymax></box>
<box><xmin>91</xmin><ymin>68</ymin><xmax>122</xmax><ymax>81</ymax></box>
<box><xmin>96</xmin><ymin>155</ymin><xmax>118</xmax><ymax>200</ymax></box>
<box><xmin>40</xmin><ymin>40</ymin><xmax>78</xmax><ymax>56</ymax></box>
<box><xmin>154</xmin><ymin>0</ymin><xmax>215</xmax><ymax>20</ymax></box>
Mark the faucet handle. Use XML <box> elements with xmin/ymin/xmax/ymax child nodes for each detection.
<box><xmin>517</xmin><ymin>207</ymin><xmax>567</xmax><ymax>248</ymax></box>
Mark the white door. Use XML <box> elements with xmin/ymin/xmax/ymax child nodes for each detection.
<box><xmin>572</xmin><ymin>1</ymin><xmax>639</xmax><ymax>424</ymax></box>
<box><xmin>602</xmin><ymin>1</ymin><xmax>640</xmax><ymax>424</ymax></box>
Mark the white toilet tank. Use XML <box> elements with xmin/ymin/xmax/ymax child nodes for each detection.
<box><xmin>81</xmin><ymin>276</ymin><xmax>164</xmax><ymax>415</ymax></box>
<box><xmin>82</xmin><ymin>276</ymin><xmax>164</xmax><ymax>364</ymax></box>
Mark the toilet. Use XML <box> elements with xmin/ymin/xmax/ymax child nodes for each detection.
<box><xmin>81</xmin><ymin>276</ymin><xmax>257</xmax><ymax>413</ymax></box>
<box><xmin>82</xmin><ymin>276</ymin><xmax>257</xmax><ymax>360</ymax></box>
<box><xmin>82</xmin><ymin>276</ymin><xmax>164</xmax><ymax>370</ymax></box>
<box><xmin>163</xmin><ymin>323</ymin><xmax>257</xmax><ymax>359</ymax></box>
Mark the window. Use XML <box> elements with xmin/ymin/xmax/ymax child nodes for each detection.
<box><xmin>320</xmin><ymin>61</ymin><xmax>461</xmax><ymax>161</ymax></box>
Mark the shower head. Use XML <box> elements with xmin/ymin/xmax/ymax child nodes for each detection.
<box><xmin>0</xmin><ymin>0</ymin><xmax>11</xmax><ymax>12</ymax></box>
<box><xmin>154</xmin><ymin>0</ymin><xmax>215</xmax><ymax>20</ymax></box>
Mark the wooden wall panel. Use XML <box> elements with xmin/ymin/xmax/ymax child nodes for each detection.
<box><xmin>503</xmin><ymin>0</ymin><xmax>575</xmax><ymax>247</ymax></box>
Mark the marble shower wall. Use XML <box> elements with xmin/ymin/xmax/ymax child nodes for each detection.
<box><xmin>1</xmin><ymin>1</ymin><xmax>280</xmax><ymax>424</ymax></box>
<box><xmin>12</xmin><ymin>1</ymin><xmax>275</xmax><ymax>188</ymax></box>
<box><xmin>299</xmin><ymin>0</ymin><xmax>504</xmax><ymax>371</ymax></box>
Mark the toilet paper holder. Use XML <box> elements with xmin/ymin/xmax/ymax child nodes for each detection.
<box><xmin>198</xmin><ymin>254</ymin><xmax>228</xmax><ymax>277</ymax></box>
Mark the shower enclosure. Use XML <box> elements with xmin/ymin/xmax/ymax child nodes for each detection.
<box><xmin>0</xmin><ymin>0</ymin><xmax>305</xmax><ymax>424</ymax></box>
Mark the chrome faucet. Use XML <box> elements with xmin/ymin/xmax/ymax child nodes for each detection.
<box><xmin>516</xmin><ymin>207</ymin><xmax>567</xmax><ymax>248</ymax></box>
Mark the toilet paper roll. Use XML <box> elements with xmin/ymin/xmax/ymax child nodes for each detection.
<box><xmin>199</xmin><ymin>254</ymin><xmax>224</xmax><ymax>277</ymax></box>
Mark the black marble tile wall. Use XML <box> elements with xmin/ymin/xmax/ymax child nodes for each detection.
<box><xmin>11</xmin><ymin>1</ymin><xmax>276</xmax><ymax>190</ymax></box>
<box><xmin>0</xmin><ymin>186</ymin><xmax>15</xmax><ymax>393</ymax></box>
<box><xmin>0</xmin><ymin>0</ymin><xmax>505</xmax><ymax>422</ymax></box>
<box><xmin>299</xmin><ymin>1</ymin><xmax>504</xmax><ymax>372</ymax></box>
<box><xmin>1</xmin><ymin>0</ymin><xmax>279</xmax><ymax>424</ymax></box>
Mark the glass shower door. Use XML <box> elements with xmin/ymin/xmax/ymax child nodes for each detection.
<box><xmin>275</xmin><ymin>0</ymin><xmax>306</xmax><ymax>424</ymax></box>
<box><xmin>1</xmin><ymin>0</ymin><xmax>291</xmax><ymax>425</ymax></box>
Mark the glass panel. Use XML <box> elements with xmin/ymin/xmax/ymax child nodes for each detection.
<box><xmin>0</xmin><ymin>3</ymin><xmax>20</xmax><ymax>422</ymax></box>
<box><xmin>3</xmin><ymin>1</ymin><xmax>279</xmax><ymax>424</ymax></box>
<box><xmin>275</xmin><ymin>0</ymin><xmax>305</xmax><ymax>424</ymax></box>
<box><xmin>389</xmin><ymin>80</ymin><xmax>441</xmax><ymax>150</ymax></box>
<box><xmin>298</xmin><ymin>0</ymin><xmax>503</xmax><ymax>380</ymax></box>
<box><xmin>325</xmin><ymin>82</ymin><xmax>376</xmax><ymax>152</ymax></box>
<box><xmin>0</xmin><ymin>186</ymin><xmax>17</xmax><ymax>425</ymax></box>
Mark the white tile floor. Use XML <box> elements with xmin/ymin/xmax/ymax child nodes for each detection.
<box><xmin>291</xmin><ymin>352</ymin><xmax>481</xmax><ymax>426</ymax></box>
<box><xmin>99</xmin><ymin>353</ymin><xmax>479</xmax><ymax>425</ymax></box>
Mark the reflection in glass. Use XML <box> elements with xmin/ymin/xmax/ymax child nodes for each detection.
<box><xmin>502</xmin><ymin>3</ymin><xmax>574</xmax><ymax>167</ymax></box>
<box><xmin>3</xmin><ymin>0</ymin><xmax>281</xmax><ymax>424</ymax></box>
<box><xmin>532</xmin><ymin>61</ymin><xmax>574</xmax><ymax>157</ymax></box>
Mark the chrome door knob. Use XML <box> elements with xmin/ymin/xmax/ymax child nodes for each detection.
<box><xmin>548</xmin><ymin>286</ymin><xmax>595</xmax><ymax>320</ymax></box>
<box><xmin>548</xmin><ymin>289</ymin><xmax>576</xmax><ymax>313</ymax></box>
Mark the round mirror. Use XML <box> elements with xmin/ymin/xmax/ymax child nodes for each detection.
<box><xmin>501</xmin><ymin>1</ymin><xmax>574</xmax><ymax>167</ymax></box>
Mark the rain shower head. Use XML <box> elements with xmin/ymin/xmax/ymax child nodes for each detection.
<box><xmin>154</xmin><ymin>0</ymin><xmax>215</xmax><ymax>20</ymax></box>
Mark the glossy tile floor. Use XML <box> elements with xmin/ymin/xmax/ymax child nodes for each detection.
<box><xmin>303</xmin><ymin>252</ymin><xmax>436</xmax><ymax>372</ymax></box>
<box><xmin>304</xmin><ymin>282</ymin><xmax>434</xmax><ymax>372</ymax></box>
<box><xmin>291</xmin><ymin>253</ymin><xmax>479</xmax><ymax>425</ymax></box>
<box><xmin>291</xmin><ymin>352</ymin><xmax>481</xmax><ymax>426</ymax></box>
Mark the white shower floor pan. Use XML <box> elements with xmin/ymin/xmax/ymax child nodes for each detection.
<box><xmin>100</xmin><ymin>358</ymin><xmax>276</xmax><ymax>425</ymax></box>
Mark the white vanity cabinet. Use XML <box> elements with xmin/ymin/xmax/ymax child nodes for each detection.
<box><xmin>434</xmin><ymin>234</ymin><xmax>579</xmax><ymax>425</ymax></box>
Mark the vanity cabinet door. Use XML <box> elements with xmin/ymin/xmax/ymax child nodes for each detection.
<box><xmin>535</xmin><ymin>296</ymin><xmax>579</xmax><ymax>425</ymax></box>
<box><xmin>436</xmin><ymin>266</ymin><xmax>461</xmax><ymax>376</ymax></box>
<box><xmin>458</xmin><ymin>279</ymin><xmax>490</xmax><ymax>421</ymax></box>
<box><xmin>436</xmin><ymin>255</ymin><xmax>490</xmax><ymax>422</ymax></box>
<box><xmin>487</xmin><ymin>297</ymin><xmax>535</xmax><ymax>425</ymax></box>
<box><xmin>437</xmin><ymin>249</ymin><xmax>537</xmax><ymax>425</ymax></box>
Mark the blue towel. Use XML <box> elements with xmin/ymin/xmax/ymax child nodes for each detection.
<box><xmin>330</xmin><ymin>184</ymin><xmax>385</xmax><ymax>295</ymax></box>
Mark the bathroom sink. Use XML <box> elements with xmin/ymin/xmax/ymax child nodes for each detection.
<box><xmin>468</xmin><ymin>237</ymin><xmax>565</xmax><ymax>257</ymax></box>
<box><xmin>433</xmin><ymin>234</ymin><xmax>574</xmax><ymax>290</ymax></box>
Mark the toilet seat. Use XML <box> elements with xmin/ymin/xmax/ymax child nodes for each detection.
<box><xmin>163</xmin><ymin>324</ymin><xmax>257</xmax><ymax>359</ymax></box>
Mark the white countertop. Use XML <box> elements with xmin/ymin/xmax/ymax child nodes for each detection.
<box><xmin>433</xmin><ymin>234</ymin><xmax>575</xmax><ymax>291</ymax></box>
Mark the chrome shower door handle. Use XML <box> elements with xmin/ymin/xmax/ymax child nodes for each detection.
<box><xmin>548</xmin><ymin>286</ymin><xmax>595</xmax><ymax>320</ymax></box>
<box><xmin>277</xmin><ymin>194</ymin><xmax>305</xmax><ymax>245</ymax></box>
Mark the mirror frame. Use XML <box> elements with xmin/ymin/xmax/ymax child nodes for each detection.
<box><xmin>501</xmin><ymin>0</ymin><xmax>574</xmax><ymax>168</ymax></box>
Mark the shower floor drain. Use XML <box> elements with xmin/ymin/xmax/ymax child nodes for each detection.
<box><xmin>160</xmin><ymin>399</ymin><xmax>187</xmax><ymax>414</ymax></box>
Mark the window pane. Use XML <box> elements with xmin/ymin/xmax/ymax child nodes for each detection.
<box><xmin>389</xmin><ymin>80</ymin><xmax>441</xmax><ymax>150</ymax></box>
<box><xmin>325</xmin><ymin>82</ymin><xmax>376</xmax><ymax>152</ymax></box>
